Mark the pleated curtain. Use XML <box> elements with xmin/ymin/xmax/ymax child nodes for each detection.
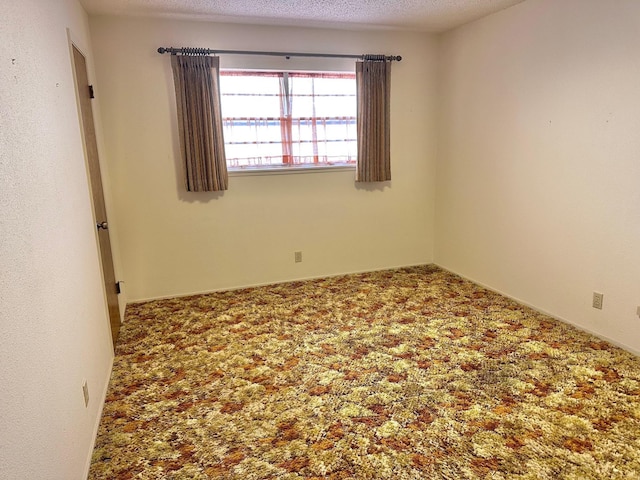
<box><xmin>355</xmin><ymin>59</ymin><xmax>391</xmax><ymax>182</ymax></box>
<box><xmin>171</xmin><ymin>55</ymin><xmax>228</xmax><ymax>192</ymax></box>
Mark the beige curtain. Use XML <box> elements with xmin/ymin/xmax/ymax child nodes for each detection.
<box><xmin>171</xmin><ymin>55</ymin><xmax>228</xmax><ymax>192</ymax></box>
<box><xmin>356</xmin><ymin>59</ymin><xmax>391</xmax><ymax>182</ymax></box>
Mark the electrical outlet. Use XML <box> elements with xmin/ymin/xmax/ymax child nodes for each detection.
<box><xmin>294</xmin><ymin>251</ymin><xmax>302</xmax><ymax>263</ymax></box>
<box><xmin>592</xmin><ymin>292</ymin><xmax>603</xmax><ymax>310</ymax></box>
<box><xmin>82</xmin><ymin>380</ymin><xmax>89</xmax><ymax>407</ymax></box>
<box><xmin>636</xmin><ymin>306</ymin><xmax>640</xmax><ymax>318</ymax></box>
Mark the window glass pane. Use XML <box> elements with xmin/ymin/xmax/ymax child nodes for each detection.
<box><xmin>291</xmin><ymin>96</ymin><xmax>314</xmax><ymax>117</ymax></box>
<box><xmin>315</xmin><ymin>97</ymin><xmax>355</xmax><ymax>118</ymax></box>
<box><xmin>220</xmin><ymin>75</ymin><xmax>281</xmax><ymax>119</ymax></box>
<box><xmin>290</xmin><ymin>76</ymin><xmax>314</xmax><ymax>95</ymax></box>
<box><xmin>223</xmin><ymin>96</ymin><xmax>280</xmax><ymax>118</ymax></box>
<box><xmin>220</xmin><ymin>74</ymin><xmax>280</xmax><ymax>94</ymax></box>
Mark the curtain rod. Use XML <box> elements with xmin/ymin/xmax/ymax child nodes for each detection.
<box><xmin>157</xmin><ymin>47</ymin><xmax>401</xmax><ymax>62</ymax></box>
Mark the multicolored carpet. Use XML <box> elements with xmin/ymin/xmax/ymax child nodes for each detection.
<box><xmin>89</xmin><ymin>265</ymin><xmax>640</xmax><ymax>479</ymax></box>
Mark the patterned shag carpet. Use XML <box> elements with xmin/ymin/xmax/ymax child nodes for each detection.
<box><xmin>89</xmin><ymin>266</ymin><xmax>640</xmax><ymax>479</ymax></box>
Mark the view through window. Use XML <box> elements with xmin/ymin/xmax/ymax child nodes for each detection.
<box><xmin>220</xmin><ymin>70</ymin><xmax>357</xmax><ymax>170</ymax></box>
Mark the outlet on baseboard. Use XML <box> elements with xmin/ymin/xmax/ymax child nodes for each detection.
<box><xmin>82</xmin><ymin>380</ymin><xmax>89</xmax><ymax>407</ymax></box>
<box><xmin>592</xmin><ymin>292</ymin><xmax>603</xmax><ymax>310</ymax></box>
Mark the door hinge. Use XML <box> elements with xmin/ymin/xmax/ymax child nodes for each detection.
<box><xmin>115</xmin><ymin>281</ymin><xmax>122</xmax><ymax>294</ymax></box>
<box><xmin>89</xmin><ymin>85</ymin><xmax>95</xmax><ymax>99</ymax></box>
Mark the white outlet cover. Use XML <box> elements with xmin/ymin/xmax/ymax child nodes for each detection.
<box><xmin>592</xmin><ymin>292</ymin><xmax>603</xmax><ymax>310</ymax></box>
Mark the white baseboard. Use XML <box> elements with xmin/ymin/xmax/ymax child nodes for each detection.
<box><xmin>83</xmin><ymin>357</ymin><xmax>114</xmax><ymax>480</ymax></box>
<box><xmin>128</xmin><ymin>262</ymin><xmax>433</xmax><ymax>304</ymax></box>
<box><xmin>435</xmin><ymin>264</ymin><xmax>640</xmax><ymax>357</ymax></box>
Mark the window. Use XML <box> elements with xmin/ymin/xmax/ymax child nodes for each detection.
<box><xmin>219</xmin><ymin>70</ymin><xmax>357</xmax><ymax>171</ymax></box>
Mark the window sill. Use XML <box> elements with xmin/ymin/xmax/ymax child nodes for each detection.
<box><xmin>228</xmin><ymin>165</ymin><xmax>355</xmax><ymax>177</ymax></box>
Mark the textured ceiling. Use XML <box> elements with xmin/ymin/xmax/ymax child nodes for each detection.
<box><xmin>79</xmin><ymin>0</ymin><xmax>527</xmax><ymax>32</ymax></box>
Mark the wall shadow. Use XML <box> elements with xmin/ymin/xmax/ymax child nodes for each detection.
<box><xmin>355</xmin><ymin>181</ymin><xmax>391</xmax><ymax>192</ymax></box>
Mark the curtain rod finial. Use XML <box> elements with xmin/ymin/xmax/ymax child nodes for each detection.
<box><xmin>158</xmin><ymin>47</ymin><xmax>166</xmax><ymax>54</ymax></box>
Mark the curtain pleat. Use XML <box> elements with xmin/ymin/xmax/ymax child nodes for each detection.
<box><xmin>171</xmin><ymin>55</ymin><xmax>228</xmax><ymax>192</ymax></box>
<box><xmin>356</xmin><ymin>60</ymin><xmax>391</xmax><ymax>182</ymax></box>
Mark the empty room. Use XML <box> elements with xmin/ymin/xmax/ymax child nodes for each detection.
<box><xmin>1</xmin><ymin>0</ymin><xmax>639</xmax><ymax>479</ymax></box>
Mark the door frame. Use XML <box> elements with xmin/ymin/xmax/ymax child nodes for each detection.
<box><xmin>68</xmin><ymin>32</ymin><xmax>122</xmax><ymax>349</ymax></box>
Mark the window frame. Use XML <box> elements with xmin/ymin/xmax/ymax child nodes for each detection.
<box><xmin>219</xmin><ymin>68</ymin><xmax>357</xmax><ymax>175</ymax></box>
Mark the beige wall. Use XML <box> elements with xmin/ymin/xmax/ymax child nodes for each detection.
<box><xmin>89</xmin><ymin>16</ymin><xmax>438</xmax><ymax>301</ymax></box>
<box><xmin>436</xmin><ymin>0</ymin><xmax>640</xmax><ymax>353</ymax></box>
<box><xmin>0</xmin><ymin>0</ymin><xmax>115</xmax><ymax>478</ymax></box>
